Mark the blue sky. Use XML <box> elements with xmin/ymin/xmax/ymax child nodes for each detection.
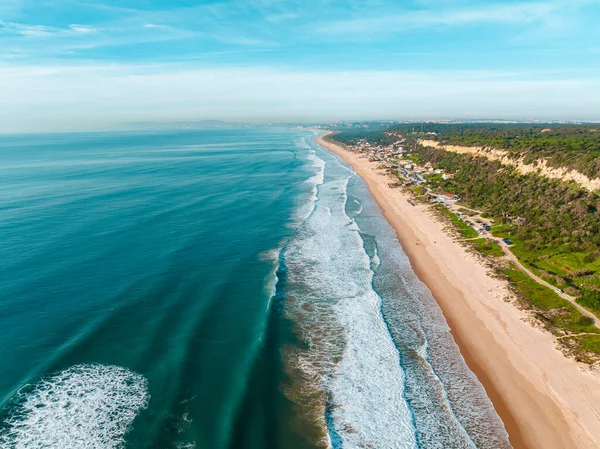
<box><xmin>1</xmin><ymin>0</ymin><xmax>600</xmax><ymax>131</ymax></box>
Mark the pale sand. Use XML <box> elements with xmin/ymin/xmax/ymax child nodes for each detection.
<box><xmin>317</xmin><ymin>134</ymin><xmax>600</xmax><ymax>449</ymax></box>
<box><xmin>420</xmin><ymin>139</ymin><xmax>600</xmax><ymax>192</ymax></box>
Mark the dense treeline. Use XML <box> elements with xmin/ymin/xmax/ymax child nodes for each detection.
<box><xmin>385</xmin><ymin>123</ymin><xmax>600</xmax><ymax>178</ymax></box>
<box><xmin>333</xmin><ymin>123</ymin><xmax>600</xmax><ymax>254</ymax></box>
<box><xmin>418</xmin><ymin>146</ymin><xmax>600</xmax><ymax>250</ymax></box>
<box><xmin>331</xmin><ymin>129</ymin><xmax>396</xmax><ymax>147</ymax></box>
<box><xmin>416</xmin><ymin>144</ymin><xmax>600</xmax><ymax>306</ymax></box>
<box><xmin>331</xmin><ymin>123</ymin><xmax>600</xmax><ymax>335</ymax></box>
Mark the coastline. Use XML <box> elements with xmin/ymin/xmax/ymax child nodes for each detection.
<box><xmin>316</xmin><ymin>133</ymin><xmax>600</xmax><ymax>449</ymax></box>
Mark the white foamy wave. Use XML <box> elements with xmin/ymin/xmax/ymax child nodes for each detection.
<box><xmin>285</xmin><ymin>173</ymin><xmax>417</xmax><ymax>448</ymax></box>
<box><xmin>298</xmin><ymin>137</ymin><xmax>312</xmax><ymax>150</ymax></box>
<box><xmin>305</xmin><ymin>150</ymin><xmax>326</xmax><ymax>197</ymax></box>
<box><xmin>0</xmin><ymin>364</ymin><xmax>149</xmax><ymax>449</ymax></box>
<box><xmin>308</xmin><ymin>138</ymin><xmax>509</xmax><ymax>447</ymax></box>
<box><xmin>259</xmin><ymin>247</ymin><xmax>282</xmax><ymax>303</ymax></box>
<box><xmin>292</xmin><ymin>150</ymin><xmax>326</xmax><ymax>224</ymax></box>
<box><xmin>371</xmin><ymin>236</ymin><xmax>381</xmax><ymax>269</ymax></box>
<box><xmin>176</xmin><ymin>443</ymin><xmax>196</xmax><ymax>449</ymax></box>
<box><xmin>352</xmin><ymin>198</ymin><xmax>363</xmax><ymax>216</ymax></box>
<box><xmin>355</xmin><ymin>207</ymin><xmax>511</xmax><ymax>448</ymax></box>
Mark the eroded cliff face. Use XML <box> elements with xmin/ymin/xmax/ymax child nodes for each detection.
<box><xmin>420</xmin><ymin>140</ymin><xmax>600</xmax><ymax>191</ymax></box>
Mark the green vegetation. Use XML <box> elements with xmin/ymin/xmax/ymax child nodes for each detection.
<box><xmin>503</xmin><ymin>264</ymin><xmax>599</xmax><ymax>333</ymax></box>
<box><xmin>335</xmin><ymin>123</ymin><xmax>600</xmax><ymax>178</ymax></box>
<box><xmin>412</xmin><ymin>185</ymin><xmax>426</xmax><ymax>196</ymax></box>
<box><xmin>576</xmin><ymin>334</ymin><xmax>600</xmax><ymax>354</ymax></box>
<box><xmin>386</xmin><ymin>123</ymin><xmax>600</xmax><ymax>178</ymax></box>
<box><xmin>435</xmin><ymin>204</ymin><xmax>478</xmax><ymax>238</ymax></box>
<box><xmin>505</xmin><ymin>264</ymin><xmax>570</xmax><ymax>309</ymax></box>
<box><xmin>433</xmin><ymin>206</ymin><xmax>503</xmax><ymax>257</ymax></box>
<box><xmin>331</xmin><ymin>124</ymin><xmax>600</xmax><ymax>358</ymax></box>
<box><xmin>424</xmin><ymin>173</ymin><xmax>444</xmax><ymax>185</ymax></box>
<box><xmin>577</xmin><ymin>290</ymin><xmax>600</xmax><ymax>314</ymax></box>
<box><xmin>471</xmin><ymin>238</ymin><xmax>504</xmax><ymax>257</ymax></box>
<box><xmin>413</xmin><ymin>143</ymin><xmax>600</xmax><ymax>298</ymax></box>
<box><xmin>406</xmin><ymin>154</ymin><xmax>422</xmax><ymax>165</ymax></box>
<box><xmin>331</xmin><ymin>129</ymin><xmax>397</xmax><ymax>147</ymax></box>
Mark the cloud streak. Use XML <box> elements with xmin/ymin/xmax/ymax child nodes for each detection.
<box><xmin>0</xmin><ymin>0</ymin><xmax>599</xmax><ymax>130</ymax></box>
<box><xmin>316</xmin><ymin>1</ymin><xmax>560</xmax><ymax>36</ymax></box>
<box><xmin>0</xmin><ymin>63</ymin><xmax>598</xmax><ymax>132</ymax></box>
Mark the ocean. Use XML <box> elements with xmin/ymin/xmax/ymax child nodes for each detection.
<box><xmin>0</xmin><ymin>128</ymin><xmax>511</xmax><ymax>448</ymax></box>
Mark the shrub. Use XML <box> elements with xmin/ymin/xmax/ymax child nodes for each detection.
<box><xmin>577</xmin><ymin>316</ymin><xmax>595</xmax><ymax>327</ymax></box>
<box><xmin>577</xmin><ymin>290</ymin><xmax>600</xmax><ymax>312</ymax></box>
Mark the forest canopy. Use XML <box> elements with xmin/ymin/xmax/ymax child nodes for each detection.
<box><xmin>392</xmin><ymin>123</ymin><xmax>600</xmax><ymax>178</ymax></box>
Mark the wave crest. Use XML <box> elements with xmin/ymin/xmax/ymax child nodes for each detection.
<box><xmin>0</xmin><ymin>364</ymin><xmax>149</xmax><ymax>449</ymax></box>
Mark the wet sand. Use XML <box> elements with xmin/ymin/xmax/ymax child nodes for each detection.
<box><xmin>317</xmin><ymin>133</ymin><xmax>600</xmax><ymax>449</ymax></box>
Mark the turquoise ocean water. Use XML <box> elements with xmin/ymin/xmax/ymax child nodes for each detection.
<box><xmin>0</xmin><ymin>128</ymin><xmax>511</xmax><ymax>448</ymax></box>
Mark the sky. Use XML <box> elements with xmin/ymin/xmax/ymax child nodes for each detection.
<box><xmin>1</xmin><ymin>0</ymin><xmax>600</xmax><ymax>132</ymax></box>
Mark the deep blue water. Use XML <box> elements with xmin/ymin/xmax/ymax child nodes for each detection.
<box><xmin>0</xmin><ymin>128</ymin><xmax>511</xmax><ymax>448</ymax></box>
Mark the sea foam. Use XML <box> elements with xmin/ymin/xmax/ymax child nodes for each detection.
<box><xmin>291</xmin><ymin>149</ymin><xmax>325</xmax><ymax>224</ymax></box>
<box><xmin>338</xmin><ymin>153</ymin><xmax>511</xmax><ymax>448</ymax></box>
<box><xmin>0</xmin><ymin>364</ymin><xmax>149</xmax><ymax>449</ymax></box>
<box><xmin>284</xmin><ymin>167</ymin><xmax>417</xmax><ymax>448</ymax></box>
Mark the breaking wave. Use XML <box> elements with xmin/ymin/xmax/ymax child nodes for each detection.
<box><xmin>283</xmin><ymin>164</ymin><xmax>417</xmax><ymax>448</ymax></box>
<box><xmin>281</xmin><ymin>138</ymin><xmax>511</xmax><ymax>448</ymax></box>
<box><xmin>291</xmin><ymin>149</ymin><xmax>326</xmax><ymax>224</ymax></box>
<box><xmin>0</xmin><ymin>364</ymin><xmax>149</xmax><ymax>449</ymax></box>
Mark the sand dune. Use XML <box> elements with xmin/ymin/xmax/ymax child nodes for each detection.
<box><xmin>420</xmin><ymin>139</ymin><xmax>600</xmax><ymax>191</ymax></box>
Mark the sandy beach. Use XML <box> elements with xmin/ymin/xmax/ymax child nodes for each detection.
<box><xmin>317</xmin><ymin>133</ymin><xmax>600</xmax><ymax>449</ymax></box>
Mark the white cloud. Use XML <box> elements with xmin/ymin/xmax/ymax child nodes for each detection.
<box><xmin>316</xmin><ymin>1</ymin><xmax>561</xmax><ymax>35</ymax></box>
<box><xmin>0</xmin><ymin>21</ymin><xmax>55</xmax><ymax>37</ymax></box>
<box><xmin>0</xmin><ymin>18</ymin><xmax>197</xmax><ymax>57</ymax></box>
<box><xmin>0</xmin><ymin>63</ymin><xmax>598</xmax><ymax>132</ymax></box>
<box><xmin>69</xmin><ymin>24</ymin><xmax>98</xmax><ymax>34</ymax></box>
<box><xmin>143</xmin><ymin>23</ymin><xmax>169</xmax><ymax>29</ymax></box>
<box><xmin>0</xmin><ymin>21</ymin><xmax>98</xmax><ymax>38</ymax></box>
<box><xmin>216</xmin><ymin>35</ymin><xmax>279</xmax><ymax>46</ymax></box>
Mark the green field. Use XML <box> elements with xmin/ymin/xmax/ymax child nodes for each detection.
<box><xmin>575</xmin><ymin>334</ymin><xmax>600</xmax><ymax>354</ymax></box>
<box><xmin>435</xmin><ymin>207</ymin><xmax>503</xmax><ymax>257</ymax></box>
<box><xmin>490</xmin><ymin>224</ymin><xmax>600</xmax><ymax>312</ymax></box>
<box><xmin>471</xmin><ymin>238</ymin><xmax>504</xmax><ymax>257</ymax></box>
<box><xmin>435</xmin><ymin>204</ymin><xmax>479</xmax><ymax>239</ymax></box>
<box><xmin>503</xmin><ymin>264</ymin><xmax>599</xmax><ymax>336</ymax></box>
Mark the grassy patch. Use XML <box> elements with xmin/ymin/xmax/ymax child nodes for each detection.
<box><xmin>457</xmin><ymin>207</ymin><xmax>477</xmax><ymax>217</ymax></box>
<box><xmin>412</xmin><ymin>185</ymin><xmax>426</xmax><ymax>195</ymax></box>
<box><xmin>435</xmin><ymin>204</ymin><xmax>479</xmax><ymax>239</ymax></box>
<box><xmin>471</xmin><ymin>238</ymin><xmax>504</xmax><ymax>257</ymax></box>
<box><xmin>502</xmin><ymin>242</ymin><xmax>600</xmax><ymax>294</ymax></box>
<box><xmin>425</xmin><ymin>173</ymin><xmax>443</xmax><ymax>184</ymax></box>
<box><xmin>577</xmin><ymin>290</ymin><xmax>600</xmax><ymax>314</ymax></box>
<box><xmin>549</xmin><ymin>251</ymin><xmax>600</xmax><ymax>272</ymax></box>
<box><xmin>489</xmin><ymin>224</ymin><xmax>515</xmax><ymax>239</ymax></box>
<box><xmin>407</xmin><ymin>154</ymin><xmax>422</xmax><ymax>165</ymax></box>
<box><xmin>575</xmin><ymin>334</ymin><xmax>600</xmax><ymax>354</ymax></box>
<box><xmin>503</xmin><ymin>264</ymin><xmax>599</xmax><ymax>336</ymax></box>
<box><xmin>504</xmin><ymin>264</ymin><xmax>568</xmax><ymax>309</ymax></box>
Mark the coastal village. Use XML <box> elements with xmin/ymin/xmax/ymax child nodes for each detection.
<box><xmin>343</xmin><ymin>134</ymin><xmax>503</xmax><ymax>237</ymax></box>
<box><xmin>338</xmin><ymin>133</ymin><xmax>588</xmax><ymax>303</ymax></box>
<box><xmin>321</xmin><ymin>129</ymin><xmax>600</xmax><ymax>449</ymax></box>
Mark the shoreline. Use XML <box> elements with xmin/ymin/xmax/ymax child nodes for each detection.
<box><xmin>316</xmin><ymin>133</ymin><xmax>600</xmax><ymax>449</ymax></box>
